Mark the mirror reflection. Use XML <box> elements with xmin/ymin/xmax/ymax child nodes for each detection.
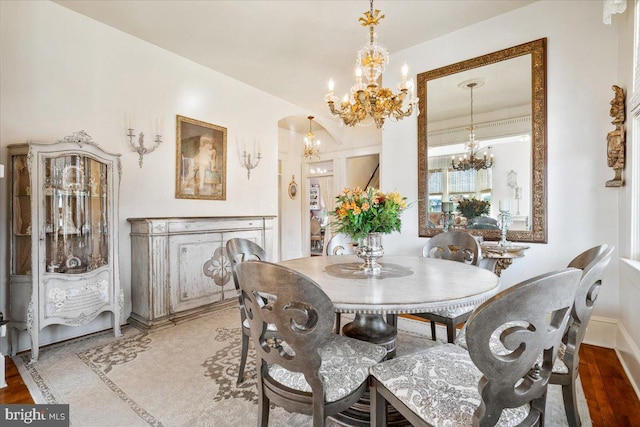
<box><xmin>417</xmin><ymin>38</ymin><xmax>547</xmax><ymax>243</ymax></box>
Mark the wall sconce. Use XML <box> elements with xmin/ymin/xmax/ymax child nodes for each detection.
<box><xmin>241</xmin><ymin>142</ymin><xmax>261</xmax><ymax>180</ymax></box>
<box><xmin>127</xmin><ymin>128</ymin><xmax>162</xmax><ymax>168</ymax></box>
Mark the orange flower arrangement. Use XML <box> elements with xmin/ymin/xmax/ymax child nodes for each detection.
<box><xmin>331</xmin><ymin>186</ymin><xmax>408</xmax><ymax>240</ymax></box>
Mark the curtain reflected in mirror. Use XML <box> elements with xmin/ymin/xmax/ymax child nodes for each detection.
<box><xmin>417</xmin><ymin>38</ymin><xmax>547</xmax><ymax>243</ymax></box>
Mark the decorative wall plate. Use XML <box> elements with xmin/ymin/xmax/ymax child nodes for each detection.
<box><xmin>288</xmin><ymin>175</ymin><xmax>298</xmax><ymax>200</ymax></box>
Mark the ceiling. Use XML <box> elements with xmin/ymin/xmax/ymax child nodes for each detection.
<box><xmin>54</xmin><ymin>0</ymin><xmax>535</xmax><ymax>132</ymax></box>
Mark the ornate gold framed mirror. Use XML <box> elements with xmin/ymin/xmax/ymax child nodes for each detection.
<box><xmin>417</xmin><ymin>38</ymin><xmax>547</xmax><ymax>243</ymax></box>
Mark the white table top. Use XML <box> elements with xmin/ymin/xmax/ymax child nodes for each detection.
<box><xmin>279</xmin><ymin>255</ymin><xmax>500</xmax><ymax>315</ymax></box>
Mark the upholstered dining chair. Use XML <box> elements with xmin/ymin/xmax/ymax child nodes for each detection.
<box><xmin>235</xmin><ymin>260</ymin><xmax>387</xmax><ymax>427</ymax></box>
<box><xmin>325</xmin><ymin>233</ymin><xmax>358</xmax><ymax>333</ymax></box>
<box><xmin>455</xmin><ymin>244</ymin><xmax>614</xmax><ymax>427</ymax></box>
<box><xmin>551</xmin><ymin>244</ymin><xmax>614</xmax><ymax>427</ymax></box>
<box><xmin>370</xmin><ymin>268</ymin><xmax>582</xmax><ymax>427</ymax></box>
<box><xmin>226</xmin><ymin>238</ymin><xmax>275</xmax><ymax>386</ymax></box>
<box><xmin>419</xmin><ymin>230</ymin><xmax>482</xmax><ymax>342</ymax></box>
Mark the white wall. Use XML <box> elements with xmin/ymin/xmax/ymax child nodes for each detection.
<box><xmin>616</xmin><ymin>0</ymin><xmax>640</xmax><ymax>396</ymax></box>
<box><xmin>277</xmin><ymin>114</ymin><xmax>383</xmax><ymax>260</ymax></box>
<box><xmin>0</xmin><ymin>0</ymin><xmax>306</xmax><ymax>350</ymax></box>
<box><xmin>382</xmin><ymin>1</ymin><xmax>621</xmax><ymax>327</ymax></box>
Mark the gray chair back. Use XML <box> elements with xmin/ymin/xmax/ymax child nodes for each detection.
<box><xmin>226</xmin><ymin>238</ymin><xmax>267</xmax><ymax>326</ymax></box>
<box><xmin>465</xmin><ymin>268</ymin><xmax>582</xmax><ymax>425</ymax></box>
<box><xmin>422</xmin><ymin>230</ymin><xmax>481</xmax><ymax>265</ymax></box>
<box><xmin>471</xmin><ymin>216</ymin><xmax>498</xmax><ymax>226</ymax></box>
<box><xmin>236</xmin><ymin>260</ymin><xmax>335</xmax><ymax>422</ymax></box>
<box><xmin>326</xmin><ymin>233</ymin><xmax>357</xmax><ymax>255</ymax></box>
<box><xmin>567</xmin><ymin>244</ymin><xmax>613</xmax><ymax>331</ymax></box>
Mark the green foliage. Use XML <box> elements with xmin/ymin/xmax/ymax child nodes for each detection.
<box><xmin>456</xmin><ymin>197</ymin><xmax>491</xmax><ymax>219</ymax></box>
<box><xmin>330</xmin><ymin>187</ymin><xmax>409</xmax><ymax>241</ymax></box>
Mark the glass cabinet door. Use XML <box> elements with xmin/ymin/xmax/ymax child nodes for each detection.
<box><xmin>43</xmin><ymin>155</ymin><xmax>109</xmax><ymax>274</ymax></box>
<box><xmin>11</xmin><ymin>154</ymin><xmax>32</xmax><ymax>276</ymax></box>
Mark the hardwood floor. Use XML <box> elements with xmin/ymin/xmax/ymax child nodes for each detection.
<box><xmin>1</xmin><ymin>346</ymin><xmax>639</xmax><ymax>426</ymax></box>
<box><xmin>0</xmin><ymin>356</ymin><xmax>34</xmax><ymax>404</ymax></box>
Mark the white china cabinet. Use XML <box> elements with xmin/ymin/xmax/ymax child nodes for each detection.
<box><xmin>8</xmin><ymin>131</ymin><xmax>122</xmax><ymax>362</ymax></box>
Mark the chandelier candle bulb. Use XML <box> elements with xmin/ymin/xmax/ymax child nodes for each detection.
<box><xmin>442</xmin><ymin>202</ymin><xmax>453</xmax><ymax>212</ymax></box>
<box><xmin>401</xmin><ymin>63</ymin><xmax>408</xmax><ymax>88</ymax></box>
<box><xmin>499</xmin><ymin>200</ymin><xmax>510</xmax><ymax>212</ymax></box>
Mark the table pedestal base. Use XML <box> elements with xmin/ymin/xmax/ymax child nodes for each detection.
<box><xmin>332</xmin><ymin>313</ymin><xmax>408</xmax><ymax>426</ymax></box>
<box><xmin>342</xmin><ymin>313</ymin><xmax>397</xmax><ymax>357</ymax></box>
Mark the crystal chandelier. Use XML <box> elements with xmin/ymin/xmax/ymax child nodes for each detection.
<box><xmin>325</xmin><ymin>0</ymin><xmax>418</xmax><ymax>128</ymax></box>
<box><xmin>304</xmin><ymin>116</ymin><xmax>321</xmax><ymax>160</ymax></box>
<box><xmin>450</xmin><ymin>81</ymin><xmax>493</xmax><ymax>171</ymax></box>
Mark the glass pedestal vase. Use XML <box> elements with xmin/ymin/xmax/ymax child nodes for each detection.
<box><xmin>356</xmin><ymin>232</ymin><xmax>384</xmax><ymax>274</ymax></box>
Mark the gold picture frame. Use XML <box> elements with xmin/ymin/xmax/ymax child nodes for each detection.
<box><xmin>288</xmin><ymin>175</ymin><xmax>298</xmax><ymax>200</ymax></box>
<box><xmin>176</xmin><ymin>115</ymin><xmax>227</xmax><ymax>200</ymax></box>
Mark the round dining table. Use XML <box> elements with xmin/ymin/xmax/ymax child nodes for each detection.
<box><xmin>278</xmin><ymin>255</ymin><xmax>500</xmax><ymax>355</ymax></box>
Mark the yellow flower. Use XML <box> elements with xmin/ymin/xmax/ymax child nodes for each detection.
<box><xmin>353</xmin><ymin>206</ymin><xmax>361</xmax><ymax>215</ymax></box>
<box><xmin>361</xmin><ymin>202</ymin><xmax>370</xmax><ymax>211</ymax></box>
<box><xmin>353</xmin><ymin>186</ymin><xmax>363</xmax><ymax>195</ymax></box>
<box><xmin>343</xmin><ymin>187</ymin><xmax>350</xmax><ymax>195</ymax></box>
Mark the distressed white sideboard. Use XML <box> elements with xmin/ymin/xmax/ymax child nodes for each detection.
<box><xmin>127</xmin><ymin>216</ymin><xmax>275</xmax><ymax>330</ymax></box>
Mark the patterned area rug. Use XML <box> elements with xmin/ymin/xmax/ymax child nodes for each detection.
<box><xmin>14</xmin><ymin>307</ymin><xmax>591</xmax><ymax>427</ymax></box>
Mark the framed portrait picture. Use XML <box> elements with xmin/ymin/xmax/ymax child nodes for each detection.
<box><xmin>176</xmin><ymin>115</ymin><xmax>227</xmax><ymax>200</ymax></box>
<box><xmin>288</xmin><ymin>175</ymin><xmax>298</xmax><ymax>200</ymax></box>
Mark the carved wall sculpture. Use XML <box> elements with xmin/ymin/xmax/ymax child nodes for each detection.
<box><xmin>606</xmin><ymin>85</ymin><xmax>626</xmax><ymax>187</ymax></box>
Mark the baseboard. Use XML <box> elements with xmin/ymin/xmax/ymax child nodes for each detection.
<box><xmin>583</xmin><ymin>315</ymin><xmax>618</xmax><ymax>348</ymax></box>
<box><xmin>615</xmin><ymin>321</ymin><xmax>640</xmax><ymax>400</ymax></box>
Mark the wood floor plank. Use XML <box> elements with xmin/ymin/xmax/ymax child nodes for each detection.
<box><xmin>0</xmin><ymin>356</ymin><xmax>34</xmax><ymax>404</ymax></box>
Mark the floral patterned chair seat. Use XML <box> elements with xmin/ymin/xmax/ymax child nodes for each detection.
<box><xmin>371</xmin><ymin>344</ymin><xmax>530</xmax><ymax>426</ymax></box>
<box><xmin>268</xmin><ymin>334</ymin><xmax>386</xmax><ymax>402</ymax></box>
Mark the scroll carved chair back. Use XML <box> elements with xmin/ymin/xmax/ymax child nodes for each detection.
<box><xmin>237</xmin><ymin>260</ymin><xmax>384</xmax><ymax>426</ymax></box>
<box><xmin>326</xmin><ymin>233</ymin><xmax>357</xmax><ymax>255</ymax></box>
<box><xmin>370</xmin><ymin>268</ymin><xmax>582</xmax><ymax>427</ymax></box>
<box><xmin>225</xmin><ymin>238</ymin><xmax>269</xmax><ymax>385</ymax></box>
<box><xmin>552</xmin><ymin>244</ymin><xmax>614</xmax><ymax>427</ymax></box>
<box><xmin>422</xmin><ymin>230</ymin><xmax>482</xmax><ymax>265</ymax></box>
<box><xmin>325</xmin><ymin>233</ymin><xmax>357</xmax><ymax>332</ymax></box>
<box><xmin>418</xmin><ymin>231</ymin><xmax>482</xmax><ymax>342</ymax></box>
<box><xmin>465</xmin><ymin>268</ymin><xmax>582</xmax><ymax>426</ymax></box>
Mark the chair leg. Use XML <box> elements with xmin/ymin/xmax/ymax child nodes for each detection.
<box><xmin>238</xmin><ymin>332</ymin><xmax>249</xmax><ymax>385</ymax></box>
<box><xmin>562</xmin><ymin>378</ymin><xmax>581</xmax><ymax>427</ymax></box>
<box><xmin>446</xmin><ymin>321</ymin><xmax>456</xmax><ymax>343</ymax></box>
<box><xmin>370</xmin><ymin>379</ymin><xmax>387</xmax><ymax>427</ymax></box>
<box><xmin>335</xmin><ymin>313</ymin><xmax>341</xmax><ymax>334</ymax></box>
<box><xmin>430</xmin><ymin>320</ymin><xmax>437</xmax><ymax>341</ymax></box>
<box><xmin>257</xmin><ymin>383</ymin><xmax>269</xmax><ymax>427</ymax></box>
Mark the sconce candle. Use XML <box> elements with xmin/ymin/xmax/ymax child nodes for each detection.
<box><xmin>499</xmin><ymin>200</ymin><xmax>510</xmax><ymax>212</ymax></box>
<box><xmin>441</xmin><ymin>202</ymin><xmax>453</xmax><ymax>213</ymax></box>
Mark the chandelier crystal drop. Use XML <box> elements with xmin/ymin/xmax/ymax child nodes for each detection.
<box><xmin>325</xmin><ymin>0</ymin><xmax>419</xmax><ymax>128</ymax></box>
<box><xmin>304</xmin><ymin>116</ymin><xmax>321</xmax><ymax>160</ymax></box>
<box><xmin>450</xmin><ymin>81</ymin><xmax>494</xmax><ymax>171</ymax></box>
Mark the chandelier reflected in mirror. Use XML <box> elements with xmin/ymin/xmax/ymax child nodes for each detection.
<box><xmin>304</xmin><ymin>116</ymin><xmax>321</xmax><ymax>160</ymax></box>
<box><xmin>325</xmin><ymin>0</ymin><xmax>418</xmax><ymax>128</ymax></box>
<box><xmin>450</xmin><ymin>79</ymin><xmax>494</xmax><ymax>171</ymax></box>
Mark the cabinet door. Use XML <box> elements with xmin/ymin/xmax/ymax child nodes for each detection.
<box><xmin>41</xmin><ymin>155</ymin><xmax>109</xmax><ymax>274</ymax></box>
<box><xmin>11</xmin><ymin>153</ymin><xmax>32</xmax><ymax>276</ymax></box>
<box><xmin>168</xmin><ymin>232</ymin><xmax>226</xmax><ymax>313</ymax></box>
<box><xmin>37</xmin><ymin>153</ymin><xmax>114</xmax><ymax>327</ymax></box>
